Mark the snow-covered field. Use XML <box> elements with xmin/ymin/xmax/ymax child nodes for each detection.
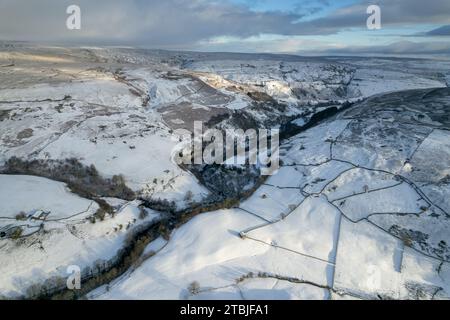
<box><xmin>92</xmin><ymin>88</ymin><xmax>450</xmax><ymax>300</ymax></box>
<box><xmin>1</xmin><ymin>44</ymin><xmax>449</xmax><ymax>299</ymax></box>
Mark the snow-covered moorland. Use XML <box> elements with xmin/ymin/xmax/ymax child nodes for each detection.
<box><xmin>0</xmin><ymin>43</ymin><xmax>450</xmax><ymax>299</ymax></box>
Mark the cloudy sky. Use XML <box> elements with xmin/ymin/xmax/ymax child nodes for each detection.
<box><xmin>0</xmin><ymin>0</ymin><xmax>449</xmax><ymax>55</ymax></box>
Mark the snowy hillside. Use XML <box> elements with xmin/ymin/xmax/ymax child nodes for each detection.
<box><xmin>91</xmin><ymin>88</ymin><xmax>450</xmax><ymax>300</ymax></box>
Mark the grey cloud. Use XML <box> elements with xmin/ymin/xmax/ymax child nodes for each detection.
<box><xmin>0</xmin><ymin>0</ymin><xmax>305</xmax><ymax>46</ymax></box>
<box><xmin>288</xmin><ymin>0</ymin><xmax>450</xmax><ymax>35</ymax></box>
<box><xmin>0</xmin><ymin>0</ymin><xmax>449</xmax><ymax>51</ymax></box>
